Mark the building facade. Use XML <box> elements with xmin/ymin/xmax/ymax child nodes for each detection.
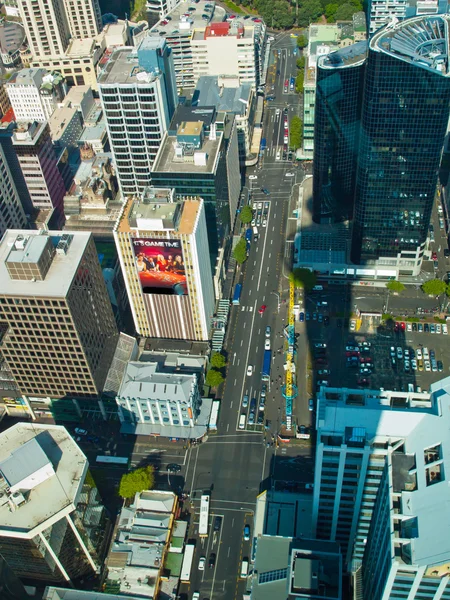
<box><xmin>6</xmin><ymin>68</ymin><xmax>67</xmax><ymax>123</ymax></box>
<box><xmin>17</xmin><ymin>0</ymin><xmax>70</xmax><ymax>60</ymax></box>
<box><xmin>0</xmin><ymin>123</ymin><xmax>29</xmax><ymax>238</ymax></box>
<box><xmin>368</xmin><ymin>0</ymin><xmax>449</xmax><ymax>34</ymax></box>
<box><xmin>98</xmin><ymin>38</ymin><xmax>177</xmax><ymax>197</ymax></box>
<box><xmin>0</xmin><ymin>423</ymin><xmax>105</xmax><ymax>584</ymax></box>
<box><xmin>351</xmin><ymin>16</ymin><xmax>450</xmax><ymax>275</ymax></box>
<box><xmin>12</xmin><ymin>121</ymin><xmax>66</xmax><ymax>224</ymax></box>
<box><xmin>0</xmin><ymin>230</ymin><xmax>119</xmax><ymax>400</ymax></box>
<box><xmin>313</xmin><ymin>42</ymin><xmax>367</xmax><ymax>224</ymax></box>
<box><xmin>114</xmin><ymin>189</ymin><xmax>215</xmax><ymax>340</ymax></box>
<box><xmin>62</xmin><ymin>0</ymin><xmax>102</xmax><ymax>40</ymax></box>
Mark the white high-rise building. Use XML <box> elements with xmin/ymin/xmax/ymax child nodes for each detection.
<box><xmin>62</xmin><ymin>0</ymin><xmax>102</xmax><ymax>40</ymax></box>
<box><xmin>98</xmin><ymin>37</ymin><xmax>177</xmax><ymax>196</ymax></box>
<box><xmin>6</xmin><ymin>68</ymin><xmax>67</xmax><ymax>122</ymax></box>
<box><xmin>17</xmin><ymin>0</ymin><xmax>70</xmax><ymax>59</ymax></box>
<box><xmin>146</xmin><ymin>0</ymin><xmax>179</xmax><ymax>20</ymax></box>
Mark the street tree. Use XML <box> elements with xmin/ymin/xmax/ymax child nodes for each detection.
<box><xmin>289</xmin><ymin>268</ymin><xmax>317</xmax><ymax>291</ymax></box>
<box><xmin>422</xmin><ymin>279</ymin><xmax>447</xmax><ymax>296</ymax></box>
<box><xmin>289</xmin><ymin>115</ymin><xmax>303</xmax><ymax>150</ymax></box>
<box><xmin>233</xmin><ymin>238</ymin><xmax>247</xmax><ymax>264</ymax></box>
<box><xmin>386</xmin><ymin>281</ymin><xmax>405</xmax><ymax>293</ymax></box>
<box><xmin>210</xmin><ymin>352</ymin><xmax>226</xmax><ymax>369</ymax></box>
<box><xmin>119</xmin><ymin>466</ymin><xmax>154</xmax><ymax>499</ymax></box>
<box><xmin>239</xmin><ymin>205</ymin><xmax>253</xmax><ymax>224</ymax></box>
<box><xmin>296</xmin><ymin>56</ymin><xmax>306</xmax><ymax>70</ymax></box>
<box><xmin>297</xmin><ymin>34</ymin><xmax>308</xmax><ymax>48</ymax></box>
<box><xmin>205</xmin><ymin>369</ymin><xmax>224</xmax><ymax>388</ymax></box>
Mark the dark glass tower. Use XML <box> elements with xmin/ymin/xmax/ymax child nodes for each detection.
<box><xmin>313</xmin><ymin>42</ymin><xmax>367</xmax><ymax>224</ymax></box>
<box><xmin>351</xmin><ymin>16</ymin><xmax>450</xmax><ymax>271</ymax></box>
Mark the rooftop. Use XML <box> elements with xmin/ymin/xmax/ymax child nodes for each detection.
<box><xmin>44</xmin><ymin>589</ymin><xmax>144</xmax><ymax>600</ymax></box>
<box><xmin>0</xmin><ymin>230</ymin><xmax>91</xmax><ymax>298</ymax></box>
<box><xmin>97</xmin><ymin>47</ymin><xmax>159</xmax><ymax>86</ymax></box>
<box><xmin>151</xmin><ymin>130</ymin><xmax>223</xmax><ymax>174</ymax></box>
<box><xmin>192</xmin><ymin>23</ymin><xmax>253</xmax><ymax>40</ymax></box>
<box><xmin>0</xmin><ymin>20</ymin><xmax>26</xmax><ymax>57</ymax></box>
<box><xmin>371</xmin><ymin>14</ymin><xmax>450</xmax><ymax>75</ymax></box>
<box><xmin>12</xmin><ymin>120</ymin><xmax>47</xmax><ymax>144</ymax></box>
<box><xmin>48</xmin><ymin>105</ymin><xmax>80</xmax><ymax>140</ymax></box>
<box><xmin>6</xmin><ymin>67</ymin><xmax>44</xmax><ymax>87</ymax></box>
<box><xmin>66</xmin><ymin>37</ymin><xmax>97</xmax><ymax>57</ymax></box>
<box><xmin>319</xmin><ymin>40</ymin><xmax>368</xmax><ymax>69</ymax></box>
<box><xmin>149</xmin><ymin>1</ymin><xmax>226</xmax><ymax>38</ymax></box>
<box><xmin>193</xmin><ymin>76</ymin><xmax>252</xmax><ymax>115</ymax></box>
<box><xmin>0</xmin><ymin>423</ymin><xmax>86</xmax><ymax>536</ymax></box>
<box><xmin>118</xmin><ymin>361</ymin><xmax>196</xmax><ymax>403</ymax></box>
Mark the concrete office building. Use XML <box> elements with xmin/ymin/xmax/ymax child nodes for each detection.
<box><xmin>62</xmin><ymin>0</ymin><xmax>102</xmax><ymax>41</ymax></box>
<box><xmin>312</xmin><ymin>380</ymin><xmax>450</xmax><ymax>599</ymax></box>
<box><xmin>193</xmin><ymin>75</ymin><xmax>255</xmax><ymax>163</ymax></box>
<box><xmin>0</xmin><ymin>123</ymin><xmax>30</xmax><ymax>238</ymax></box>
<box><xmin>114</xmin><ymin>189</ymin><xmax>214</xmax><ymax>340</ymax></box>
<box><xmin>190</xmin><ymin>20</ymin><xmax>266</xmax><ymax>90</ymax></box>
<box><xmin>302</xmin><ymin>17</ymin><xmax>366</xmax><ymax>159</ymax></box>
<box><xmin>98</xmin><ymin>37</ymin><xmax>177</xmax><ymax>196</ymax></box>
<box><xmin>151</xmin><ymin>106</ymin><xmax>240</xmax><ymax>268</ymax></box>
<box><xmin>0</xmin><ymin>230</ymin><xmax>119</xmax><ymax>401</ymax></box>
<box><xmin>148</xmin><ymin>1</ymin><xmax>227</xmax><ymax>91</ymax></box>
<box><xmin>368</xmin><ymin>0</ymin><xmax>448</xmax><ymax>34</ymax></box>
<box><xmin>12</xmin><ymin>121</ymin><xmax>66</xmax><ymax>225</ymax></box>
<box><xmin>6</xmin><ymin>68</ymin><xmax>67</xmax><ymax>123</ymax></box>
<box><xmin>0</xmin><ymin>422</ymin><xmax>105</xmax><ymax>584</ymax></box>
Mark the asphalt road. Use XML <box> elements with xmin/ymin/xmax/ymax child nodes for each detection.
<box><xmin>177</xmin><ymin>32</ymin><xmax>314</xmax><ymax>600</ymax></box>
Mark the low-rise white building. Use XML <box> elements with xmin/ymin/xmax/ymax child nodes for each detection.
<box><xmin>6</xmin><ymin>68</ymin><xmax>67</xmax><ymax>122</ymax></box>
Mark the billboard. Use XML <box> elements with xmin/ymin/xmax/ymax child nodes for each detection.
<box><xmin>132</xmin><ymin>238</ymin><xmax>187</xmax><ymax>295</ymax></box>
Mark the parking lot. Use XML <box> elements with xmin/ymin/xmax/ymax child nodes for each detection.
<box><xmin>306</xmin><ymin>311</ymin><xmax>450</xmax><ymax>396</ymax></box>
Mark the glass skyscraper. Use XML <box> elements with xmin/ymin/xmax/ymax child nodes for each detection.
<box><xmin>312</xmin><ymin>15</ymin><xmax>450</xmax><ymax>276</ymax></box>
<box><xmin>313</xmin><ymin>42</ymin><xmax>367</xmax><ymax>224</ymax></box>
<box><xmin>352</xmin><ymin>16</ymin><xmax>450</xmax><ymax>273</ymax></box>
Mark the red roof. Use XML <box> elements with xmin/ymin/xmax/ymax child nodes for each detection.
<box><xmin>1</xmin><ymin>107</ymin><xmax>15</xmax><ymax>123</ymax></box>
<box><xmin>205</xmin><ymin>22</ymin><xmax>231</xmax><ymax>38</ymax></box>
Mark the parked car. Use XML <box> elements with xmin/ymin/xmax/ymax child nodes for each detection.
<box><xmin>244</xmin><ymin>525</ymin><xmax>251</xmax><ymax>540</ymax></box>
<box><xmin>308</xmin><ymin>398</ymin><xmax>314</xmax><ymax>411</ymax></box>
<box><xmin>75</xmin><ymin>427</ymin><xmax>87</xmax><ymax>435</ymax></box>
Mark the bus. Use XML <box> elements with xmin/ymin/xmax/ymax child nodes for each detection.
<box><xmin>208</xmin><ymin>400</ymin><xmax>220</xmax><ymax>432</ymax></box>
<box><xmin>199</xmin><ymin>494</ymin><xmax>210</xmax><ymax>538</ymax></box>
<box><xmin>232</xmin><ymin>283</ymin><xmax>242</xmax><ymax>305</ymax></box>
<box><xmin>290</xmin><ymin>77</ymin><xmax>295</xmax><ymax>92</ymax></box>
<box><xmin>96</xmin><ymin>456</ymin><xmax>129</xmax><ymax>466</ymax></box>
<box><xmin>180</xmin><ymin>543</ymin><xmax>195</xmax><ymax>583</ymax></box>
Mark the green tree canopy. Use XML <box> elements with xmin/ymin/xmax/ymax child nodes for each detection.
<box><xmin>386</xmin><ymin>281</ymin><xmax>405</xmax><ymax>293</ymax></box>
<box><xmin>296</xmin><ymin>56</ymin><xmax>306</xmax><ymax>70</ymax></box>
<box><xmin>325</xmin><ymin>3</ymin><xmax>338</xmax><ymax>20</ymax></box>
<box><xmin>297</xmin><ymin>0</ymin><xmax>323</xmax><ymax>26</ymax></box>
<box><xmin>210</xmin><ymin>352</ymin><xmax>226</xmax><ymax>369</ymax></box>
<box><xmin>289</xmin><ymin>115</ymin><xmax>303</xmax><ymax>150</ymax></box>
<box><xmin>334</xmin><ymin>2</ymin><xmax>359</xmax><ymax>19</ymax></box>
<box><xmin>295</xmin><ymin>71</ymin><xmax>304</xmax><ymax>94</ymax></box>
<box><xmin>233</xmin><ymin>237</ymin><xmax>248</xmax><ymax>264</ymax></box>
<box><xmin>422</xmin><ymin>279</ymin><xmax>447</xmax><ymax>296</ymax></box>
<box><xmin>239</xmin><ymin>205</ymin><xmax>253</xmax><ymax>224</ymax></box>
<box><xmin>205</xmin><ymin>369</ymin><xmax>224</xmax><ymax>387</ymax></box>
<box><xmin>119</xmin><ymin>466</ymin><xmax>154</xmax><ymax>499</ymax></box>
<box><xmin>297</xmin><ymin>34</ymin><xmax>308</xmax><ymax>48</ymax></box>
<box><xmin>289</xmin><ymin>268</ymin><xmax>317</xmax><ymax>291</ymax></box>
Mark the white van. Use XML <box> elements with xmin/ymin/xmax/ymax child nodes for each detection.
<box><xmin>239</xmin><ymin>414</ymin><xmax>246</xmax><ymax>430</ymax></box>
<box><xmin>253</xmin><ymin>226</ymin><xmax>258</xmax><ymax>238</ymax></box>
<box><xmin>423</xmin><ymin>347</ymin><xmax>429</xmax><ymax>360</ymax></box>
<box><xmin>408</xmin><ymin>383</ymin><xmax>414</xmax><ymax>393</ymax></box>
<box><xmin>240</xmin><ymin>559</ymin><xmax>249</xmax><ymax>578</ymax></box>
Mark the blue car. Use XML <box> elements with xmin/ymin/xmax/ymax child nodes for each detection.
<box><xmin>299</xmin><ymin>312</ymin><xmax>305</xmax><ymax>322</ymax></box>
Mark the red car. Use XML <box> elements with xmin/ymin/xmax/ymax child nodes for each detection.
<box><xmin>400</xmin><ymin>322</ymin><xmax>406</xmax><ymax>330</ymax></box>
<box><xmin>258</xmin><ymin>305</ymin><xmax>267</xmax><ymax>314</ymax></box>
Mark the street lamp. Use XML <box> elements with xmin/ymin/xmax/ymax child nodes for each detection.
<box><xmin>271</xmin><ymin>291</ymin><xmax>280</xmax><ymax>313</ymax></box>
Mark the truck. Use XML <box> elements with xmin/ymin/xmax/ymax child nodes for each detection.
<box><xmin>232</xmin><ymin>283</ymin><xmax>242</xmax><ymax>305</ymax></box>
<box><xmin>245</xmin><ymin>228</ymin><xmax>252</xmax><ymax>242</ymax></box>
<box><xmin>261</xmin><ymin>138</ymin><xmax>267</xmax><ymax>150</ymax></box>
<box><xmin>262</xmin><ymin>350</ymin><xmax>271</xmax><ymax>381</ymax></box>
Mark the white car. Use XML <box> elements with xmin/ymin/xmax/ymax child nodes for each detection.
<box><xmin>276</xmin><ymin>108</ymin><xmax>280</xmax><ymax>116</ymax></box>
<box><xmin>425</xmin><ymin>360</ymin><xmax>431</xmax><ymax>372</ymax></box>
<box><xmin>262</xmin><ymin>219</ymin><xmax>267</xmax><ymax>227</ymax></box>
<box><xmin>436</xmin><ymin>324</ymin><xmax>442</xmax><ymax>334</ymax></box>
<box><xmin>438</xmin><ymin>205</ymin><xmax>443</xmax><ymax>214</ymax></box>
<box><xmin>350</xmin><ymin>320</ymin><xmax>356</xmax><ymax>331</ymax></box>
<box><xmin>249</xmin><ymin>175</ymin><xmax>258</xmax><ymax>180</ymax></box>
<box><xmin>407</xmin><ymin>322</ymin><xmax>412</xmax><ymax>332</ymax></box>
<box><xmin>443</xmin><ymin>324</ymin><xmax>448</xmax><ymax>334</ymax></box>
<box><xmin>257</xmin><ymin>202</ymin><xmax>263</xmax><ymax>209</ymax></box>
<box><xmin>198</xmin><ymin>557</ymin><xmax>206</xmax><ymax>571</ymax></box>
<box><xmin>284</xmin><ymin>135</ymin><xmax>289</xmax><ymax>144</ymax></box>
<box><xmin>268</xmin><ymin>35</ymin><xmax>275</xmax><ymax>41</ymax></box>
<box><xmin>192</xmin><ymin>594</ymin><xmax>200</xmax><ymax>600</ymax></box>
<box><xmin>416</xmin><ymin>348</ymin><xmax>423</xmax><ymax>359</ymax></box>
<box><xmin>247</xmin><ymin>365</ymin><xmax>253</xmax><ymax>376</ymax></box>
<box><xmin>276</xmin><ymin>150</ymin><xmax>281</xmax><ymax>160</ymax></box>
<box><xmin>265</xmin><ymin>339</ymin><xmax>271</xmax><ymax>350</ymax></box>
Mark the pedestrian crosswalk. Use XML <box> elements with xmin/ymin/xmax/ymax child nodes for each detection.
<box><xmin>241</xmin><ymin>306</ymin><xmax>254</xmax><ymax>312</ymax></box>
